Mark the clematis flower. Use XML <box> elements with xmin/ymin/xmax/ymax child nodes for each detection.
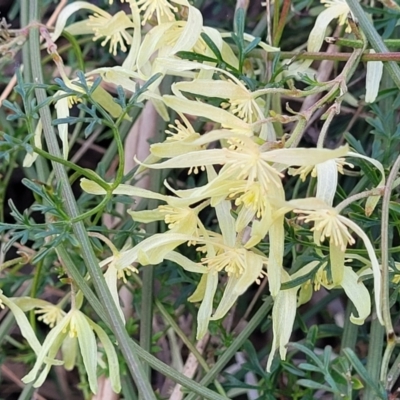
<box><xmin>289</xmin><ymin>151</ymin><xmax>385</xmax><ymax>215</ymax></box>
<box><xmin>149</xmin><ymin>113</ymin><xmax>205</xmax><ymax>158</ymax></box>
<box><xmin>52</xmin><ymin>2</ymin><xmax>137</xmax><ymax>56</ymax></box>
<box><xmin>137</xmin><ymin>133</ymin><xmax>349</xmax><ymax>191</ymax></box>
<box><xmin>136</xmin><ymin>0</ymin><xmax>203</xmax><ymax>78</ymax></box>
<box><xmin>267</xmin><ymin>260</ymin><xmax>371</xmax><ymax>370</ymax></box>
<box><xmin>284</xmin><ymin>197</ymin><xmax>382</xmax><ymax>324</ymax></box>
<box><xmin>22</xmin><ymin>294</ymin><xmax>121</xmax><ymax>394</ymax></box>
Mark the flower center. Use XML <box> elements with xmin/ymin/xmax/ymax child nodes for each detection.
<box><xmin>295</xmin><ymin>209</ymin><xmax>355</xmax><ymax>251</ymax></box>
<box><xmin>201</xmin><ymin>248</ymin><xmax>246</xmax><ymax>278</ymax></box>
<box><xmin>229</xmin><ymin>182</ymin><xmax>268</xmax><ymax>218</ymax></box>
<box><xmin>136</xmin><ymin>0</ymin><xmax>178</xmax><ymax>24</ymax></box>
<box><xmin>87</xmin><ymin>11</ymin><xmax>133</xmax><ymax>55</ymax></box>
<box><xmin>36</xmin><ymin>305</ymin><xmax>66</xmax><ymax>328</ymax></box>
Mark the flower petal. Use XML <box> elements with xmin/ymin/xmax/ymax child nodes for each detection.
<box><xmin>365</xmin><ymin>51</ymin><xmax>383</xmax><ymax>103</ymax></box>
<box><xmin>341</xmin><ymin>267</ymin><xmax>371</xmax><ymax>325</ymax></box>
<box><xmin>343</xmin><ymin>218</ymin><xmax>382</xmax><ymax>324</ymax></box>
<box><xmin>211</xmin><ymin>251</ymin><xmax>264</xmax><ymax>320</ymax></box>
<box><xmin>75</xmin><ymin>311</ymin><xmax>98</xmax><ymax>394</ymax></box>
<box><xmin>1</xmin><ymin>294</ymin><xmax>42</xmax><ymax>355</ymax></box>
<box><xmin>267</xmin><ymin>272</ymin><xmax>298</xmax><ymax>371</ymax></box>
<box><xmin>196</xmin><ymin>273</ymin><xmax>218</xmax><ymax>339</ymax></box>
<box><xmin>89</xmin><ymin>320</ymin><xmax>121</xmax><ymax>393</ymax></box>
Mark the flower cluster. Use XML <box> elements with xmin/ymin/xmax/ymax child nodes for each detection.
<box><xmin>16</xmin><ymin>0</ymin><xmax>386</xmax><ymax>388</ymax></box>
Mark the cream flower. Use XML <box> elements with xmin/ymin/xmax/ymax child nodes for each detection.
<box><xmin>52</xmin><ymin>2</ymin><xmax>136</xmax><ymax>56</ymax></box>
<box><xmin>286</xmin><ymin>197</ymin><xmax>382</xmax><ymax>324</ymax></box>
<box><xmin>22</xmin><ymin>300</ymin><xmax>121</xmax><ymax>394</ymax></box>
<box><xmin>267</xmin><ymin>261</ymin><xmax>371</xmax><ymax>370</ymax></box>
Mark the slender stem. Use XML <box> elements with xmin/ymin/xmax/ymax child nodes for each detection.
<box><xmin>335</xmin><ymin>188</ymin><xmax>384</xmax><ymax>213</ymax></box>
<box><xmin>340</xmin><ymin>302</ymin><xmax>358</xmax><ymax>352</ymax></box>
<box><xmin>364</xmin><ymin>310</ymin><xmax>385</xmax><ymax>400</ymax></box>
<box><xmin>273</xmin><ymin>0</ymin><xmax>291</xmax><ymax>47</ymax></box>
<box><xmin>247</xmin><ymin>49</ymin><xmax>400</xmax><ymax>62</ymax></box>
<box><xmin>316</xmin><ymin>105</ymin><xmax>337</xmax><ymax>148</ymax></box>
<box><xmin>387</xmin><ymin>351</ymin><xmax>400</xmax><ymax>391</ymax></box>
<box><xmin>328</xmin><ymin>37</ymin><xmax>400</xmax><ymax>49</ymax></box>
<box><xmin>379</xmin><ymin>155</ymin><xmax>400</xmax><ymax>386</ymax></box>
<box><xmin>29</xmin><ymin>2</ymin><xmax>156</xmax><ymax>397</ymax></box>
<box><xmin>32</xmin><ymin>146</ymin><xmax>110</xmax><ymax>190</ymax></box>
<box><xmin>380</xmin><ymin>156</ymin><xmax>400</xmax><ymax>334</ymax></box>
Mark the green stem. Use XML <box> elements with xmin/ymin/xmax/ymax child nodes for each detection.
<box><xmin>340</xmin><ymin>302</ymin><xmax>358</xmax><ymax>352</ymax></box>
<box><xmin>381</xmin><ymin>156</ymin><xmax>400</xmax><ymax>335</ymax></box>
<box><xmin>329</xmin><ymin>37</ymin><xmax>400</xmax><ymax>49</ymax></box>
<box><xmin>29</xmin><ymin>3</ymin><xmax>156</xmax><ymax>397</ymax></box>
<box><xmin>379</xmin><ymin>155</ymin><xmax>400</xmax><ymax>386</ymax></box>
<box><xmin>387</xmin><ymin>351</ymin><xmax>400</xmax><ymax>391</ymax></box>
<box><xmin>345</xmin><ymin>0</ymin><xmax>400</xmax><ymax>89</ymax></box>
<box><xmin>32</xmin><ymin>146</ymin><xmax>110</xmax><ymax>190</ymax></box>
<box><xmin>364</xmin><ymin>310</ymin><xmax>385</xmax><ymax>400</ymax></box>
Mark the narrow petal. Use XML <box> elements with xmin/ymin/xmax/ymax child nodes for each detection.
<box><xmin>62</xmin><ymin>335</ymin><xmax>78</xmax><ymax>370</ymax></box>
<box><xmin>22</xmin><ymin>314</ymin><xmax>71</xmax><ymax>383</ymax></box>
<box><xmin>74</xmin><ymin>311</ymin><xmax>98</xmax><ymax>394</ymax></box>
<box><xmin>1</xmin><ymin>295</ymin><xmax>42</xmax><ymax>355</ymax></box>
<box><xmin>104</xmin><ymin>267</ymin><xmax>125</xmax><ymax>324</ymax></box>
<box><xmin>54</xmin><ymin>95</ymin><xmax>70</xmax><ymax>159</ymax></box>
<box><xmin>307</xmin><ymin>4</ymin><xmax>350</xmax><ymax>52</ymax></box>
<box><xmin>163</xmin><ymin>95</ymin><xmax>252</xmax><ymax>133</ymax></box>
<box><xmin>365</xmin><ymin>51</ymin><xmax>383</xmax><ymax>103</ymax></box>
<box><xmin>165</xmin><ymin>251</ymin><xmax>208</xmax><ymax>273</ymax></box>
<box><xmin>215</xmin><ymin>200</ymin><xmax>236</xmax><ymax>248</ymax></box>
<box><xmin>211</xmin><ymin>251</ymin><xmax>264</xmax><ymax>320</ymax></box>
<box><xmin>265</xmin><ymin>145</ymin><xmax>349</xmax><ymax>166</ymax></box>
<box><xmin>266</xmin><ymin>217</ymin><xmax>284</xmax><ymax>297</ymax></box>
<box><xmin>267</xmin><ymin>273</ymin><xmax>297</xmax><ymax>371</ymax></box>
<box><xmin>171</xmin><ymin>5</ymin><xmax>203</xmax><ymax>55</ymax></box>
<box><xmin>23</xmin><ymin>119</ymin><xmax>42</xmax><ymax>167</ymax></box>
<box><xmin>116</xmin><ymin>233</ymin><xmax>196</xmax><ymax>269</ymax></box>
<box><xmin>128</xmin><ymin>209</ymin><xmax>165</xmax><ymax>223</ymax></box>
<box><xmin>341</xmin><ymin>267</ymin><xmax>371</xmax><ymax>325</ymax></box>
<box><xmin>196</xmin><ymin>273</ymin><xmax>218</xmax><ymax>339</ymax></box>
<box><xmin>188</xmin><ymin>273</ymin><xmax>208</xmax><ymax>302</ymax></box>
<box><xmin>329</xmin><ymin>242</ymin><xmax>345</xmax><ymax>285</ymax></box>
<box><xmin>52</xmin><ymin>2</ymin><xmax>109</xmax><ymax>42</ymax></box>
<box><xmin>316</xmin><ymin>159</ymin><xmax>338</xmax><ymax>206</ymax></box>
<box><xmin>89</xmin><ymin>320</ymin><xmax>121</xmax><ymax>393</ymax></box>
<box><xmin>342</xmin><ymin>218</ymin><xmax>383</xmax><ymax>324</ymax></box>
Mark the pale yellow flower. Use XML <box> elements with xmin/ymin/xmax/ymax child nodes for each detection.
<box><xmin>267</xmin><ymin>261</ymin><xmax>372</xmax><ymax>370</ymax></box>
<box><xmin>52</xmin><ymin>2</ymin><xmax>136</xmax><ymax>56</ymax></box>
<box><xmin>286</xmin><ymin>197</ymin><xmax>382</xmax><ymax>324</ymax></box>
<box><xmin>22</xmin><ymin>299</ymin><xmax>121</xmax><ymax>394</ymax></box>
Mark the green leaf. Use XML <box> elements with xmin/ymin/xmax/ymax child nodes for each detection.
<box><xmin>297</xmin><ymin>379</ymin><xmax>335</xmax><ymax>392</ymax></box>
<box><xmin>342</xmin><ymin>348</ymin><xmax>386</xmax><ymax>399</ymax></box>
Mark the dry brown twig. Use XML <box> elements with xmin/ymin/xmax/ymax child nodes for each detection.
<box><xmin>0</xmin><ymin>0</ymin><xmax>67</xmax><ymax>106</ymax></box>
